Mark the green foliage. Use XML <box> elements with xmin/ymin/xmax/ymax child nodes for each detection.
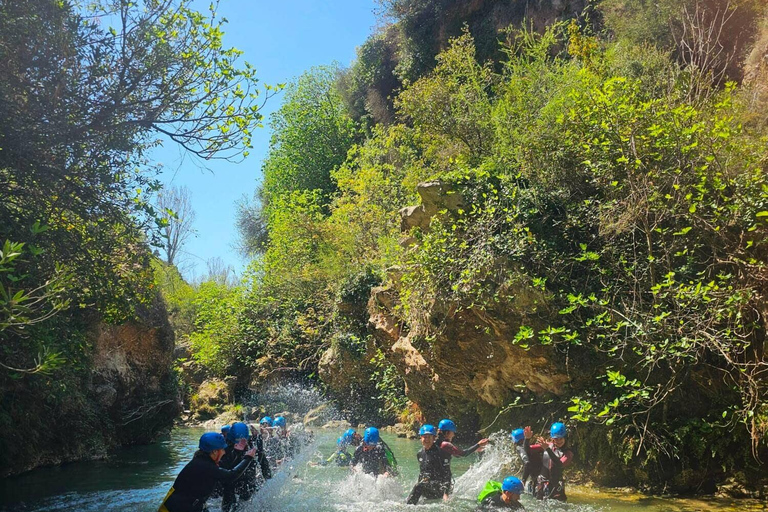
<box><xmin>370</xmin><ymin>348</ymin><xmax>409</xmax><ymax>418</ymax></box>
<box><xmin>188</xmin><ymin>281</ymin><xmax>244</xmax><ymax>378</ymax></box>
<box><xmin>260</xmin><ymin>64</ymin><xmax>358</xmax><ymax>210</ymax></box>
<box><xmin>392</xmin><ymin>25</ymin><xmax>768</xmax><ymax>467</ymax></box>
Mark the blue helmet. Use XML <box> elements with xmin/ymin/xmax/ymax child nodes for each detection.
<box><xmin>274</xmin><ymin>416</ymin><xmax>287</xmax><ymax>428</ymax></box>
<box><xmin>228</xmin><ymin>422</ymin><xmax>250</xmax><ymax>443</ymax></box>
<box><xmin>199</xmin><ymin>432</ymin><xmax>227</xmax><ymax>452</ymax></box>
<box><xmin>363</xmin><ymin>427</ymin><xmax>380</xmax><ymax>445</ymax></box>
<box><xmin>550</xmin><ymin>422</ymin><xmax>567</xmax><ymax>439</ymax></box>
<box><xmin>260</xmin><ymin>416</ymin><xmax>273</xmax><ymax>427</ymax></box>
<box><xmin>221</xmin><ymin>425</ymin><xmax>231</xmax><ymax>436</ymax></box>
<box><xmin>437</xmin><ymin>419</ymin><xmax>456</xmax><ymax>432</ymax></box>
<box><xmin>337</xmin><ymin>436</ymin><xmax>347</xmax><ymax>447</ymax></box>
<box><xmin>419</xmin><ymin>424</ymin><xmax>437</xmax><ymax>436</ymax></box>
<box><xmin>502</xmin><ymin>476</ymin><xmax>524</xmax><ymax>494</ymax></box>
<box><xmin>342</xmin><ymin>429</ymin><xmax>356</xmax><ymax>444</ymax></box>
<box><xmin>510</xmin><ymin>428</ymin><xmax>525</xmax><ymax>443</ymax></box>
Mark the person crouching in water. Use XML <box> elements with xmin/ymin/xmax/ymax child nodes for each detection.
<box><xmin>406</xmin><ymin>424</ymin><xmax>452</xmax><ymax>505</ymax></box>
<box><xmin>525</xmin><ymin>423</ymin><xmax>573</xmax><ymax>501</ymax></box>
<box><xmin>476</xmin><ymin>476</ymin><xmax>525</xmax><ymax>510</ymax></box>
<box><xmin>327</xmin><ymin>429</ymin><xmax>358</xmax><ymax>466</ymax></box>
<box><xmin>437</xmin><ymin>418</ymin><xmax>488</xmax><ymax>496</ymax></box>
<box><xmin>159</xmin><ymin>432</ymin><xmax>255</xmax><ymax>512</ymax></box>
<box><xmin>510</xmin><ymin>428</ymin><xmax>541</xmax><ymax>494</ymax></box>
<box><xmin>351</xmin><ymin>427</ymin><xmax>393</xmax><ymax>477</ymax></box>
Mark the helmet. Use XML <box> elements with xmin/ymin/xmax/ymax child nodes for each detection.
<box><xmin>550</xmin><ymin>422</ymin><xmax>567</xmax><ymax>439</ymax></box>
<box><xmin>510</xmin><ymin>428</ymin><xmax>525</xmax><ymax>443</ymax></box>
<box><xmin>437</xmin><ymin>419</ymin><xmax>456</xmax><ymax>432</ymax></box>
<box><xmin>228</xmin><ymin>422</ymin><xmax>250</xmax><ymax>443</ymax></box>
<box><xmin>342</xmin><ymin>429</ymin><xmax>356</xmax><ymax>444</ymax></box>
<box><xmin>221</xmin><ymin>425</ymin><xmax>231</xmax><ymax>436</ymax></box>
<box><xmin>502</xmin><ymin>476</ymin><xmax>524</xmax><ymax>494</ymax></box>
<box><xmin>363</xmin><ymin>427</ymin><xmax>380</xmax><ymax>445</ymax></box>
<box><xmin>199</xmin><ymin>432</ymin><xmax>227</xmax><ymax>452</ymax></box>
<box><xmin>274</xmin><ymin>416</ymin><xmax>287</xmax><ymax>428</ymax></box>
<box><xmin>260</xmin><ymin>416</ymin><xmax>273</xmax><ymax>427</ymax></box>
<box><xmin>419</xmin><ymin>424</ymin><xmax>437</xmax><ymax>436</ymax></box>
<box><xmin>337</xmin><ymin>436</ymin><xmax>346</xmax><ymax>447</ymax></box>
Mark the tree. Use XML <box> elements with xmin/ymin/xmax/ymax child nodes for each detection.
<box><xmin>157</xmin><ymin>186</ymin><xmax>196</xmax><ymax>266</ymax></box>
<box><xmin>260</xmin><ymin>64</ymin><xmax>358</xmax><ymax>209</ymax></box>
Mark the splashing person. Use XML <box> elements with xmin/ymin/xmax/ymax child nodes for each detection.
<box><xmin>273</xmin><ymin>415</ymin><xmax>294</xmax><ymax>462</ymax></box>
<box><xmin>476</xmin><ymin>476</ymin><xmax>525</xmax><ymax>510</ymax></box>
<box><xmin>351</xmin><ymin>427</ymin><xmax>393</xmax><ymax>477</ymax></box>
<box><xmin>437</xmin><ymin>418</ymin><xmax>488</xmax><ymax>496</ymax></box>
<box><xmin>159</xmin><ymin>432</ymin><xmax>256</xmax><ymax>512</ymax></box>
<box><xmin>510</xmin><ymin>428</ymin><xmax>540</xmax><ymax>494</ymax></box>
<box><xmin>219</xmin><ymin>422</ymin><xmax>270</xmax><ymax>512</ymax></box>
<box><xmin>406</xmin><ymin>424</ymin><xmax>452</xmax><ymax>505</ymax></box>
<box><xmin>324</xmin><ymin>429</ymin><xmax>359</xmax><ymax>466</ymax></box>
<box><xmin>260</xmin><ymin>416</ymin><xmax>279</xmax><ymax>468</ymax></box>
<box><xmin>526</xmin><ymin>423</ymin><xmax>573</xmax><ymax>501</ymax></box>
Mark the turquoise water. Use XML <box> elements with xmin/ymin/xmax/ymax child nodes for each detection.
<box><xmin>0</xmin><ymin>427</ymin><xmax>765</xmax><ymax>511</ymax></box>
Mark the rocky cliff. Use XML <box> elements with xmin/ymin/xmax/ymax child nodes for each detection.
<box><xmin>0</xmin><ymin>295</ymin><xmax>179</xmax><ymax>477</ymax></box>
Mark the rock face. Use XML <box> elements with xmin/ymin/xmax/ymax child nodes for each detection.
<box><xmin>371</xmin><ymin>181</ymin><xmax>571</xmax><ymax>430</ymax></box>
<box><xmin>90</xmin><ymin>296</ymin><xmax>179</xmax><ymax>444</ymax></box>
<box><xmin>0</xmin><ymin>294</ymin><xmax>179</xmax><ymax>477</ymax></box>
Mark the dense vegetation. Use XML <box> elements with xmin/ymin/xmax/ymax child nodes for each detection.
<box><xmin>3</xmin><ymin>0</ymin><xmax>767</xmax><ymax>492</ymax></box>
<box><xmin>0</xmin><ymin>0</ymin><xmax>270</xmax><ymax>476</ymax></box>
<box><xmin>178</xmin><ymin>0</ymin><xmax>768</xmax><ymax>491</ymax></box>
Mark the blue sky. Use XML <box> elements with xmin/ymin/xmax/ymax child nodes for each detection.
<box><xmin>153</xmin><ymin>0</ymin><xmax>379</xmax><ymax>280</ymax></box>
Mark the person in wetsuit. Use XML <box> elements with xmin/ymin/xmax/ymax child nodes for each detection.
<box><xmin>476</xmin><ymin>476</ymin><xmax>525</xmax><ymax>510</ymax></box>
<box><xmin>526</xmin><ymin>423</ymin><xmax>573</xmax><ymax>501</ymax></box>
<box><xmin>219</xmin><ymin>422</ymin><xmax>274</xmax><ymax>512</ymax></box>
<box><xmin>351</xmin><ymin>427</ymin><xmax>393</xmax><ymax>476</ymax></box>
<box><xmin>510</xmin><ymin>428</ymin><xmax>541</xmax><ymax>494</ymax></box>
<box><xmin>326</xmin><ymin>429</ymin><xmax>359</xmax><ymax>466</ymax></box>
<box><xmin>436</xmin><ymin>418</ymin><xmax>488</xmax><ymax>495</ymax></box>
<box><xmin>406</xmin><ymin>424</ymin><xmax>452</xmax><ymax>505</ymax></box>
<box><xmin>159</xmin><ymin>432</ymin><xmax>255</xmax><ymax>512</ymax></box>
<box><xmin>273</xmin><ymin>416</ymin><xmax>295</xmax><ymax>462</ymax></box>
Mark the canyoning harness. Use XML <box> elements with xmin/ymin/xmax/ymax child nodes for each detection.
<box><xmin>535</xmin><ymin>477</ymin><xmax>566</xmax><ymax>501</ymax></box>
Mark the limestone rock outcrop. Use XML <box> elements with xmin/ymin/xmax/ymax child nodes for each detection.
<box><xmin>371</xmin><ymin>181</ymin><xmax>571</xmax><ymax>429</ymax></box>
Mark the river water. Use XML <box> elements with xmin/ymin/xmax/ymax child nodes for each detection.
<box><xmin>1</xmin><ymin>426</ymin><xmax>765</xmax><ymax>512</ymax></box>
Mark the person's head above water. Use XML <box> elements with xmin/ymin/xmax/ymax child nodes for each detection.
<box><xmin>419</xmin><ymin>424</ymin><xmax>437</xmax><ymax>449</ymax></box>
<box><xmin>259</xmin><ymin>416</ymin><xmax>273</xmax><ymax>427</ymax></box>
<box><xmin>342</xmin><ymin>428</ymin><xmax>359</xmax><ymax>446</ymax></box>
<box><xmin>199</xmin><ymin>432</ymin><xmax>228</xmax><ymax>463</ymax></box>
<box><xmin>501</xmin><ymin>476</ymin><xmax>524</xmax><ymax>503</ymax></box>
<box><xmin>273</xmin><ymin>416</ymin><xmax>287</xmax><ymax>430</ymax></box>
<box><xmin>437</xmin><ymin>419</ymin><xmax>456</xmax><ymax>441</ymax></box>
<box><xmin>550</xmin><ymin>422</ymin><xmax>567</xmax><ymax>448</ymax></box>
<box><xmin>510</xmin><ymin>427</ymin><xmax>525</xmax><ymax>444</ymax></box>
<box><xmin>362</xmin><ymin>427</ymin><xmax>379</xmax><ymax>449</ymax></box>
<box><xmin>227</xmin><ymin>422</ymin><xmax>250</xmax><ymax>449</ymax></box>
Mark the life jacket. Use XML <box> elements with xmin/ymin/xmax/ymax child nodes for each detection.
<box><xmin>477</xmin><ymin>480</ymin><xmax>503</xmax><ymax>502</ymax></box>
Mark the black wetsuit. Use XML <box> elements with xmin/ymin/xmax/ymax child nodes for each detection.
<box><xmin>406</xmin><ymin>443</ymin><xmax>452</xmax><ymax>504</ymax></box>
<box><xmin>219</xmin><ymin>434</ymin><xmax>271</xmax><ymax>512</ymax></box>
<box><xmin>351</xmin><ymin>443</ymin><xmax>391</xmax><ymax>476</ymax></box>
<box><xmin>533</xmin><ymin>442</ymin><xmax>573</xmax><ymax>502</ymax></box>
<box><xmin>476</xmin><ymin>491</ymin><xmax>525</xmax><ymax>510</ymax></box>
<box><xmin>160</xmin><ymin>451</ymin><xmax>253</xmax><ymax>512</ymax></box>
<box><xmin>515</xmin><ymin>439</ymin><xmax>542</xmax><ymax>493</ymax></box>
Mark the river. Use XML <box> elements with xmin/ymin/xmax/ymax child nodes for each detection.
<box><xmin>0</xmin><ymin>426</ymin><xmax>765</xmax><ymax>511</ymax></box>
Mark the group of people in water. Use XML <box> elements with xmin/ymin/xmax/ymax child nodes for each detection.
<box><xmin>159</xmin><ymin>415</ymin><xmax>572</xmax><ymax>511</ymax></box>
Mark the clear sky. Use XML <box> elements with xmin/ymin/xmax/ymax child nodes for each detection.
<box><xmin>153</xmin><ymin>0</ymin><xmax>379</xmax><ymax>280</ymax></box>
